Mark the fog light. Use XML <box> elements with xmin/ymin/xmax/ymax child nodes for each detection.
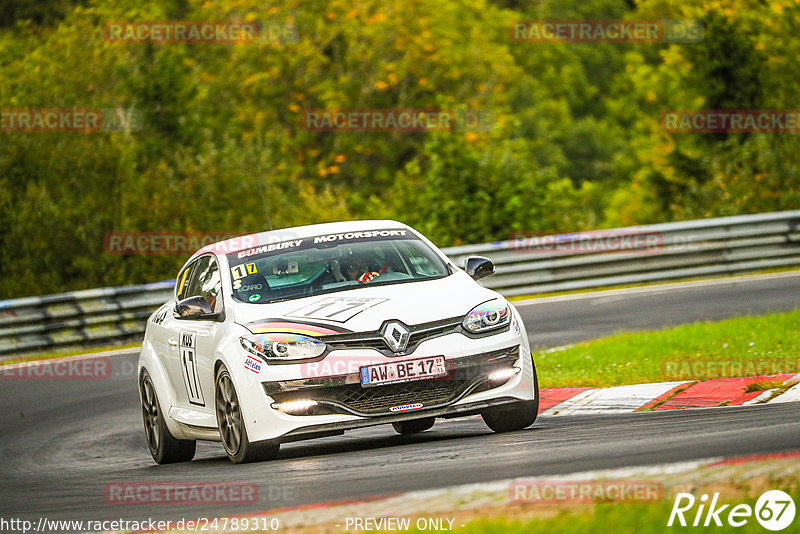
<box><xmin>488</xmin><ymin>368</ymin><xmax>520</xmax><ymax>382</ymax></box>
<box><xmin>271</xmin><ymin>399</ymin><xmax>319</xmax><ymax>414</ymax></box>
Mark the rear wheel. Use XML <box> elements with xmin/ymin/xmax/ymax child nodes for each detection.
<box><xmin>215</xmin><ymin>365</ymin><xmax>279</xmax><ymax>464</ymax></box>
<box><xmin>392</xmin><ymin>417</ymin><xmax>435</xmax><ymax>435</ymax></box>
<box><xmin>140</xmin><ymin>370</ymin><xmax>196</xmax><ymax>464</ymax></box>
<box><xmin>482</xmin><ymin>360</ymin><xmax>540</xmax><ymax>433</ymax></box>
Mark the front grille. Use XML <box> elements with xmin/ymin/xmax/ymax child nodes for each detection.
<box><xmin>407</xmin><ymin>322</ymin><xmax>461</xmax><ymax>347</ymax></box>
<box><xmin>323</xmin><ymin>317</ymin><xmax>462</xmax><ymax>355</ymax></box>
<box><xmin>314</xmin><ymin>379</ymin><xmax>462</xmax><ymax>414</ymax></box>
<box><xmin>265</xmin><ymin>345</ymin><xmax>519</xmax><ymax>416</ymax></box>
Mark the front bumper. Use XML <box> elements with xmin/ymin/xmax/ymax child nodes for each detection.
<box><xmin>274</xmin><ymin>396</ymin><xmax>523</xmax><ymax>444</ymax></box>
<box><xmin>264</xmin><ymin>345</ymin><xmax>520</xmax><ymax>417</ymax></box>
<box><xmin>233</xmin><ymin>314</ymin><xmax>536</xmax><ymax>443</ymax></box>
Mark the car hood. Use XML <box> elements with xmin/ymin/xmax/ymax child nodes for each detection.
<box><xmin>233</xmin><ymin>272</ymin><xmax>499</xmax><ymax>335</ymax></box>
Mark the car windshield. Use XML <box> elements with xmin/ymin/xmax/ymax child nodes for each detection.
<box><xmin>226</xmin><ymin>229</ymin><xmax>450</xmax><ymax>304</ymax></box>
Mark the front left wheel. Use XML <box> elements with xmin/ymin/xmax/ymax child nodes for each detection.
<box><xmin>392</xmin><ymin>417</ymin><xmax>435</xmax><ymax>435</ymax></box>
<box><xmin>140</xmin><ymin>370</ymin><xmax>196</xmax><ymax>464</ymax></box>
<box><xmin>481</xmin><ymin>360</ymin><xmax>540</xmax><ymax>433</ymax></box>
<box><xmin>215</xmin><ymin>364</ymin><xmax>279</xmax><ymax>464</ymax></box>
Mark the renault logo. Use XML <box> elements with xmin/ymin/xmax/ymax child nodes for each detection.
<box><xmin>381</xmin><ymin>321</ymin><xmax>410</xmax><ymax>353</ymax></box>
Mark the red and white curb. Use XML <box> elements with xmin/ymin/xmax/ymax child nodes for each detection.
<box><xmin>770</xmin><ymin>380</ymin><xmax>800</xmax><ymax>403</ymax></box>
<box><xmin>539</xmin><ymin>373</ymin><xmax>800</xmax><ymax>415</ymax></box>
<box><xmin>541</xmin><ymin>381</ymin><xmax>690</xmax><ymax>415</ymax></box>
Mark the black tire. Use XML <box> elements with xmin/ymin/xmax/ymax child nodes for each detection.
<box><xmin>481</xmin><ymin>360</ymin><xmax>540</xmax><ymax>433</ymax></box>
<box><xmin>215</xmin><ymin>365</ymin><xmax>279</xmax><ymax>464</ymax></box>
<box><xmin>140</xmin><ymin>370</ymin><xmax>196</xmax><ymax>464</ymax></box>
<box><xmin>392</xmin><ymin>417</ymin><xmax>435</xmax><ymax>435</ymax></box>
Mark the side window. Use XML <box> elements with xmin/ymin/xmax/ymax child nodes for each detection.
<box><xmin>396</xmin><ymin>241</ymin><xmax>446</xmax><ymax>277</ymax></box>
<box><xmin>183</xmin><ymin>256</ymin><xmax>223</xmax><ymax>313</ymax></box>
<box><xmin>175</xmin><ymin>261</ymin><xmax>196</xmax><ymax>301</ymax></box>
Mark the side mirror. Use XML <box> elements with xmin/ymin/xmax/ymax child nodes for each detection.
<box><xmin>464</xmin><ymin>256</ymin><xmax>495</xmax><ymax>281</ymax></box>
<box><xmin>176</xmin><ymin>296</ymin><xmax>219</xmax><ymax>320</ymax></box>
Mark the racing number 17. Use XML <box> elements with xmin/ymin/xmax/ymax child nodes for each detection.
<box><xmin>180</xmin><ymin>332</ymin><xmax>205</xmax><ymax>406</ymax></box>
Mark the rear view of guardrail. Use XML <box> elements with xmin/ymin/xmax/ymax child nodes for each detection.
<box><xmin>1</xmin><ymin>210</ymin><xmax>798</xmax><ymax>356</ymax></box>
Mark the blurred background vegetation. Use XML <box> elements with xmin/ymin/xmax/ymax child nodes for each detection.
<box><xmin>1</xmin><ymin>0</ymin><xmax>798</xmax><ymax>297</ymax></box>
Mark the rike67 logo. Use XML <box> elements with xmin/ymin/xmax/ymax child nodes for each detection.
<box><xmin>668</xmin><ymin>490</ymin><xmax>796</xmax><ymax>531</ymax></box>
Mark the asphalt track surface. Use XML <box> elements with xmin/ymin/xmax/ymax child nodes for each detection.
<box><xmin>1</xmin><ymin>273</ymin><xmax>799</xmax><ymax>527</ymax></box>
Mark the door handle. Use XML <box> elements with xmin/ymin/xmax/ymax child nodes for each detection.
<box><xmin>168</xmin><ymin>338</ymin><xmax>179</xmax><ymax>350</ymax></box>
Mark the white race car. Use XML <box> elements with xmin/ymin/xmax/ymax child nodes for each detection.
<box><xmin>138</xmin><ymin>220</ymin><xmax>539</xmax><ymax>463</ymax></box>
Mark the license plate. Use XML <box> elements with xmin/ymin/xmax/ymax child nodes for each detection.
<box><xmin>360</xmin><ymin>356</ymin><xmax>447</xmax><ymax>387</ymax></box>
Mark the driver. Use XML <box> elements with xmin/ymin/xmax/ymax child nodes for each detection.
<box><xmin>344</xmin><ymin>255</ymin><xmax>380</xmax><ymax>283</ymax></box>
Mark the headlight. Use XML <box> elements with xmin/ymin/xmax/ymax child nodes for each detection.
<box><xmin>240</xmin><ymin>334</ymin><xmax>326</xmax><ymax>363</ymax></box>
<box><xmin>462</xmin><ymin>300</ymin><xmax>511</xmax><ymax>334</ymax></box>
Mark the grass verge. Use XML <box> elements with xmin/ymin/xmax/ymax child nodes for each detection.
<box><xmin>445</xmin><ymin>487</ymin><xmax>800</xmax><ymax>534</ymax></box>
<box><xmin>534</xmin><ymin>309</ymin><xmax>800</xmax><ymax>388</ymax></box>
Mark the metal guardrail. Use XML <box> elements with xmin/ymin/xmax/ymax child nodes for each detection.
<box><xmin>0</xmin><ymin>281</ymin><xmax>174</xmax><ymax>356</ymax></box>
<box><xmin>444</xmin><ymin>210</ymin><xmax>800</xmax><ymax>297</ymax></box>
<box><xmin>1</xmin><ymin>211</ymin><xmax>799</xmax><ymax>356</ymax></box>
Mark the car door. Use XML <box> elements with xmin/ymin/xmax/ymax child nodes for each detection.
<box><xmin>162</xmin><ymin>255</ymin><xmax>223</xmax><ymax>412</ymax></box>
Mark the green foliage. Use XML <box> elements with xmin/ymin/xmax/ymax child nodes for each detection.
<box><xmin>0</xmin><ymin>0</ymin><xmax>84</xmax><ymax>28</ymax></box>
<box><xmin>0</xmin><ymin>0</ymin><xmax>798</xmax><ymax>297</ymax></box>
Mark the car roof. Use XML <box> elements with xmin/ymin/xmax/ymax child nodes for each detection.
<box><xmin>190</xmin><ymin>219</ymin><xmax>413</xmax><ymax>261</ymax></box>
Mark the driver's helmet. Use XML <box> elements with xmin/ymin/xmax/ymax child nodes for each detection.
<box><xmin>342</xmin><ymin>253</ymin><xmax>373</xmax><ymax>280</ymax></box>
